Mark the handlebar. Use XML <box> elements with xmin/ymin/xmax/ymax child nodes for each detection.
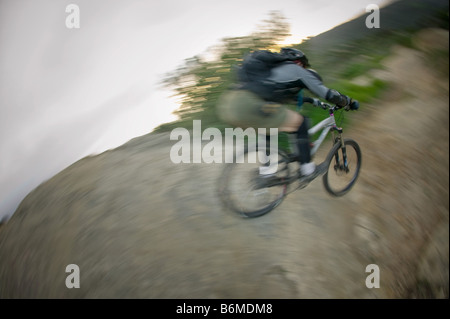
<box><xmin>303</xmin><ymin>97</ymin><xmax>359</xmax><ymax>112</ymax></box>
<box><xmin>317</xmin><ymin>101</ymin><xmax>333</xmax><ymax>110</ymax></box>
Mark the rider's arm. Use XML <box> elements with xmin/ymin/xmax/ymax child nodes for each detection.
<box><xmin>298</xmin><ymin>68</ymin><xmax>352</xmax><ymax>107</ymax></box>
<box><xmin>267</xmin><ymin>64</ymin><xmax>359</xmax><ymax>109</ymax></box>
<box><xmin>325</xmin><ymin>89</ymin><xmax>351</xmax><ymax>107</ymax></box>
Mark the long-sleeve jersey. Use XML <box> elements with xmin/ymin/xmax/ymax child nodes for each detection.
<box><xmin>266</xmin><ymin>61</ymin><xmax>350</xmax><ymax>106</ymax></box>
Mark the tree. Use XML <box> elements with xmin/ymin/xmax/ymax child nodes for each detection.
<box><xmin>158</xmin><ymin>11</ymin><xmax>291</xmax><ymax>131</ymax></box>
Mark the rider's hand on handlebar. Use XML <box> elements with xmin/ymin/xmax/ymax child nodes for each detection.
<box><xmin>345</xmin><ymin>99</ymin><xmax>360</xmax><ymax>111</ymax></box>
<box><xmin>350</xmin><ymin>99</ymin><xmax>360</xmax><ymax>111</ymax></box>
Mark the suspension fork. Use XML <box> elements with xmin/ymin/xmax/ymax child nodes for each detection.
<box><xmin>332</xmin><ymin>128</ymin><xmax>349</xmax><ymax>172</ymax></box>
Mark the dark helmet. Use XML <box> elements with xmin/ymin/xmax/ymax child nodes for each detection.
<box><xmin>280</xmin><ymin>47</ymin><xmax>310</xmax><ymax>67</ymax></box>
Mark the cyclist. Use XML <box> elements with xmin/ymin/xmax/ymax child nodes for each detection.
<box><xmin>217</xmin><ymin>47</ymin><xmax>359</xmax><ymax>181</ymax></box>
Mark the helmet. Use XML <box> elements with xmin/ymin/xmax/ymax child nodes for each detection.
<box><xmin>280</xmin><ymin>48</ymin><xmax>310</xmax><ymax>67</ymax></box>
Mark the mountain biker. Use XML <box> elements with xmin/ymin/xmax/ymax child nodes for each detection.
<box><xmin>217</xmin><ymin>47</ymin><xmax>359</xmax><ymax>181</ymax></box>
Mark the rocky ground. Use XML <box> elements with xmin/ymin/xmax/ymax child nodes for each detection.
<box><xmin>0</xmin><ymin>29</ymin><xmax>448</xmax><ymax>299</ymax></box>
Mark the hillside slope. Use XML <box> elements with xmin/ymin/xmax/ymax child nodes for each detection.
<box><xmin>0</xmin><ymin>29</ymin><xmax>448</xmax><ymax>298</ymax></box>
<box><xmin>306</xmin><ymin>0</ymin><xmax>449</xmax><ymax>51</ymax></box>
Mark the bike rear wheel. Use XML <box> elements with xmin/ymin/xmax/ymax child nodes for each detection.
<box><xmin>323</xmin><ymin>139</ymin><xmax>361</xmax><ymax>196</ymax></box>
<box><xmin>219</xmin><ymin>146</ymin><xmax>291</xmax><ymax>218</ymax></box>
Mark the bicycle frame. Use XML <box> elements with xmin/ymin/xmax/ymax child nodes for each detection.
<box><xmin>308</xmin><ymin>112</ymin><xmax>340</xmax><ymax>156</ymax></box>
<box><xmin>285</xmin><ymin>107</ymin><xmax>342</xmax><ymax>159</ymax></box>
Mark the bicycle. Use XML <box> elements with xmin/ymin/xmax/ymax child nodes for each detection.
<box><xmin>218</xmin><ymin>100</ymin><xmax>362</xmax><ymax>218</ymax></box>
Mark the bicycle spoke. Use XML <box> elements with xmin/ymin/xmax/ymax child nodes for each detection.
<box><xmin>219</xmin><ymin>147</ymin><xmax>290</xmax><ymax>217</ymax></box>
<box><xmin>323</xmin><ymin>139</ymin><xmax>361</xmax><ymax>196</ymax></box>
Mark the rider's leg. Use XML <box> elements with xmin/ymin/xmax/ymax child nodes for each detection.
<box><xmin>296</xmin><ymin>116</ymin><xmax>316</xmax><ymax>176</ymax></box>
<box><xmin>279</xmin><ymin>111</ymin><xmax>315</xmax><ymax>176</ymax></box>
<box><xmin>278</xmin><ymin>109</ymin><xmax>302</xmax><ymax>132</ymax></box>
<box><xmin>259</xmin><ymin>109</ymin><xmax>302</xmax><ymax>177</ymax></box>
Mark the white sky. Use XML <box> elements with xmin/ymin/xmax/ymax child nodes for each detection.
<box><xmin>0</xmin><ymin>0</ymin><xmax>391</xmax><ymax>220</ymax></box>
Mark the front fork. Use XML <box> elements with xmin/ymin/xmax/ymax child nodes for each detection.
<box><xmin>332</xmin><ymin>129</ymin><xmax>349</xmax><ymax>173</ymax></box>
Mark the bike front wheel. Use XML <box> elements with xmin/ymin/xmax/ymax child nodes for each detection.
<box><xmin>323</xmin><ymin>139</ymin><xmax>362</xmax><ymax>196</ymax></box>
<box><xmin>218</xmin><ymin>146</ymin><xmax>291</xmax><ymax>218</ymax></box>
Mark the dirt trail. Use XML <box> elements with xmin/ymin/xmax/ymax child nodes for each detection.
<box><xmin>0</xmin><ymin>29</ymin><xmax>448</xmax><ymax>298</ymax></box>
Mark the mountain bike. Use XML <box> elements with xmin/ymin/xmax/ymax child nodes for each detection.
<box><xmin>218</xmin><ymin>100</ymin><xmax>362</xmax><ymax>218</ymax></box>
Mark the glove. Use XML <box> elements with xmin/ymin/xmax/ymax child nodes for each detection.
<box><xmin>344</xmin><ymin>99</ymin><xmax>359</xmax><ymax>111</ymax></box>
<box><xmin>326</xmin><ymin>89</ymin><xmax>351</xmax><ymax>108</ymax></box>
<box><xmin>349</xmin><ymin>99</ymin><xmax>359</xmax><ymax>110</ymax></box>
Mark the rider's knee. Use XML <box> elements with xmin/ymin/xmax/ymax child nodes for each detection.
<box><xmin>280</xmin><ymin>110</ymin><xmax>303</xmax><ymax>132</ymax></box>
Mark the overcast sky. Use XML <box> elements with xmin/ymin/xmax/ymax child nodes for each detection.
<box><xmin>0</xmin><ymin>0</ymin><xmax>391</xmax><ymax>220</ymax></box>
